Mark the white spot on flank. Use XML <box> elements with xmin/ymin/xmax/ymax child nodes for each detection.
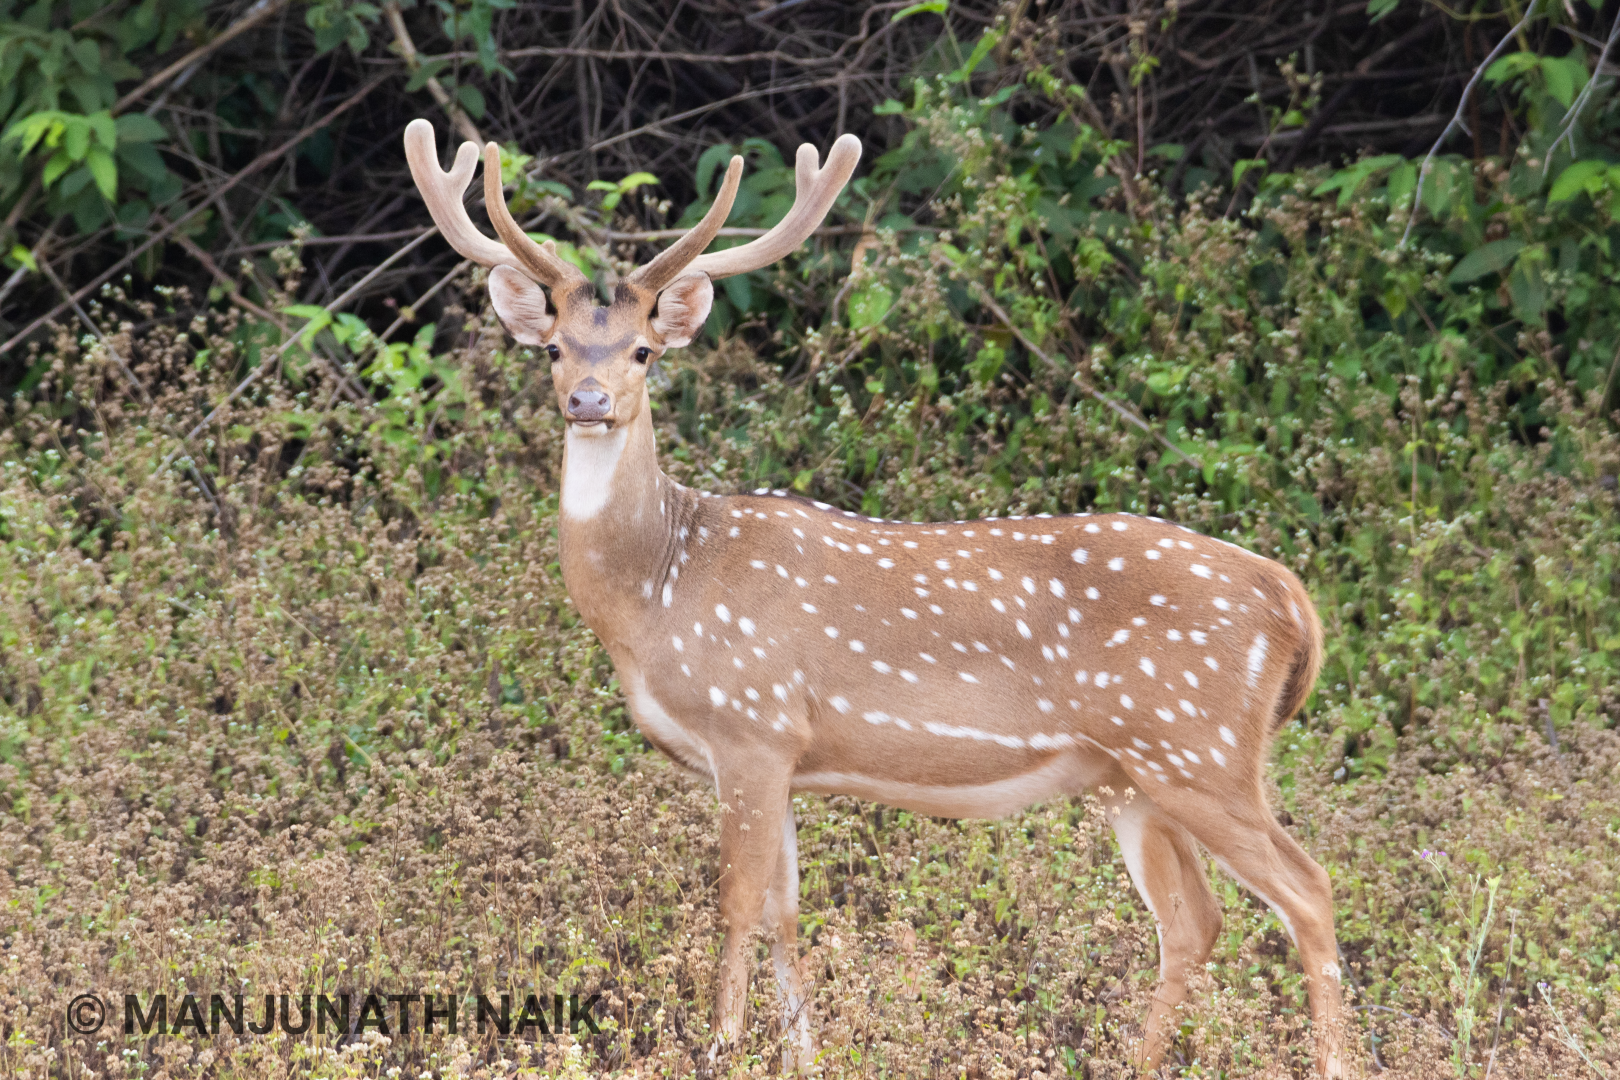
<box><xmin>1191</xmin><ymin>564</ymin><xmax>1212</xmax><ymax>579</ymax></box>
<box><xmin>1140</xmin><ymin>657</ymin><xmax>1155</xmax><ymax>677</ymax></box>
<box><xmin>672</xmin><ymin>636</ymin><xmax>684</xmax><ymax>652</ymax></box>
<box><xmin>1108</xmin><ymin>557</ymin><xmax>1125</xmax><ymax>571</ymax></box>
<box><xmin>1205</xmin><ymin>655</ymin><xmax>1220</xmax><ymax>671</ymax></box>
<box><xmin>1085</xmin><ymin>587</ymin><xmax>1100</xmax><ymax>600</ymax></box>
<box><xmin>991</xmin><ymin>598</ymin><xmax>1006</xmax><ymax>613</ymax></box>
<box><xmin>715</xmin><ymin>604</ymin><xmax>731</xmax><ymax>624</ymax></box>
<box><xmin>1184</xmin><ymin>671</ymin><xmax>1199</xmax><ymax>688</ymax></box>
<box><xmin>1084</xmin><ymin>523</ymin><xmax>1100</xmax><ymax>533</ymax></box>
<box><xmin>739</xmin><ymin>617</ymin><xmax>756</xmax><ymax>636</ymax></box>
<box><xmin>1220</xmin><ymin>726</ymin><xmax>1237</xmax><ymax>747</ymax></box>
<box><xmin>1180</xmin><ymin>699</ymin><xmax>1197</xmax><ymax>716</ymax></box>
<box><xmin>1213</xmin><ymin>597</ymin><xmax>1231</xmax><ymax>611</ymax></box>
<box><xmin>959</xmin><ymin>672</ymin><xmax>979</xmax><ymax>683</ymax></box>
<box><xmin>709</xmin><ymin>686</ymin><xmax>727</xmax><ymax>707</ymax></box>
<box><xmin>1155</xmin><ymin>706</ymin><xmax>1175</xmax><ymax>722</ymax></box>
<box><xmin>802</xmin><ymin>603</ymin><xmax>817</xmax><ymax>613</ymax></box>
<box><xmin>1049</xmin><ymin>579</ymin><xmax>1066</xmax><ymax>598</ymax></box>
<box><xmin>1109</xmin><ymin>629</ymin><xmax>1130</xmax><ymax>645</ymax></box>
<box><xmin>901</xmin><ymin>607</ymin><xmax>918</xmax><ymax>619</ymax></box>
<box><xmin>872</xmin><ymin>660</ymin><xmax>891</xmax><ymax>673</ymax></box>
<box><xmin>1120</xmin><ymin>694</ymin><xmax>1134</xmax><ymax>709</ymax></box>
<box><xmin>662</xmin><ymin>583</ymin><xmax>673</xmax><ymax>608</ymax></box>
<box><xmin>1145</xmin><ymin>550</ymin><xmax>1161</xmax><ymax>560</ymax></box>
<box><xmin>849</xmin><ymin>640</ymin><xmax>865</xmax><ymax>653</ymax></box>
<box><xmin>1246</xmin><ymin>633</ymin><xmax>1269</xmax><ymax>687</ymax></box>
<box><xmin>1112</xmin><ymin>521</ymin><xmax>1128</xmax><ymax>531</ymax></box>
<box><xmin>825</xmin><ymin>626</ymin><xmax>839</xmax><ymax>638</ymax></box>
<box><xmin>1190</xmin><ymin>630</ymin><xmax>1208</xmax><ymax>645</ymax></box>
<box><xmin>1211</xmin><ymin>747</ymin><xmax>1227</xmax><ymax>767</ymax></box>
<box><xmin>1167</xmin><ymin>629</ymin><xmax>1183</xmax><ymax>641</ymax></box>
<box><xmin>878</xmin><ymin>558</ymin><xmax>895</xmax><ymax>568</ymax></box>
<box><xmin>830</xmin><ymin>696</ymin><xmax>851</xmax><ymax>714</ymax></box>
<box><xmin>1016</xmin><ymin>620</ymin><xmax>1032</xmax><ymax>639</ymax></box>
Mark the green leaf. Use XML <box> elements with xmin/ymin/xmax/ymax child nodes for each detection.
<box><xmin>1232</xmin><ymin>157</ymin><xmax>1267</xmax><ymax>187</ymax></box>
<box><xmin>404</xmin><ymin>58</ymin><xmax>449</xmax><ymax>93</ymax></box>
<box><xmin>283</xmin><ymin>304</ymin><xmax>333</xmax><ymax>347</ymax></box>
<box><xmin>1366</xmin><ymin>0</ymin><xmax>1399</xmax><ymax>22</ymax></box>
<box><xmin>84</xmin><ymin>145</ymin><xmax>116</xmax><ymax>200</ymax></box>
<box><xmin>616</xmin><ymin>171</ymin><xmax>659</xmax><ymax>193</ymax></box>
<box><xmin>64</xmin><ymin>120</ymin><xmax>89</xmax><ymax>161</ymax></box>
<box><xmin>8</xmin><ymin>243</ymin><xmax>37</xmax><ymax>272</ymax></box>
<box><xmin>88</xmin><ymin>111</ymin><xmax>116</xmax><ymax>149</ymax></box>
<box><xmin>945</xmin><ymin>28</ymin><xmax>1002</xmax><ymax>84</ymax></box>
<box><xmin>41</xmin><ymin>148</ymin><xmax>73</xmax><ymax>188</ymax></box>
<box><xmin>1540</xmin><ymin>55</ymin><xmax>1589</xmax><ymax>109</ymax></box>
<box><xmin>891</xmin><ymin>0</ymin><xmax>947</xmax><ymax>20</ymax></box>
<box><xmin>454</xmin><ymin>83</ymin><xmax>485</xmax><ymax>120</ymax></box>
<box><xmin>1484</xmin><ymin>52</ymin><xmax>1539</xmax><ymax>88</ymax></box>
<box><xmin>1549</xmin><ymin>159</ymin><xmax>1607</xmax><ymax>202</ymax></box>
<box><xmin>848</xmin><ymin>281</ymin><xmax>893</xmax><ymax>329</ymax></box>
<box><xmin>114</xmin><ymin>113</ymin><xmax>167</xmax><ymax>143</ymax></box>
<box><xmin>1447</xmin><ymin>238</ymin><xmax>1525</xmax><ymax>285</ymax></box>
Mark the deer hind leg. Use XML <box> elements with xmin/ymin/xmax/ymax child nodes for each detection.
<box><xmin>712</xmin><ymin>765</ymin><xmax>793</xmax><ymax>1055</ymax></box>
<box><xmin>1173</xmin><ymin>791</ymin><xmax>1348</xmax><ymax>1079</ymax></box>
<box><xmin>1106</xmin><ymin>787</ymin><xmax>1224</xmax><ymax>1072</ymax></box>
<box><xmin>761</xmin><ymin>806</ymin><xmax>813</xmax><ymax>1068</ymax></box>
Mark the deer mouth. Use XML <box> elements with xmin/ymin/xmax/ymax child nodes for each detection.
<box><xmin>567</xmin><ymin>417</ymin><xmax>616</xmax><ymax>431</ymax></box>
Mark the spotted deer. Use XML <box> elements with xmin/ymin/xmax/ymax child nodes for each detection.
<box><xmin>403</xmin><ymin>117</ymin><xmax>1348</xmax><ymax>1077</ymax></box>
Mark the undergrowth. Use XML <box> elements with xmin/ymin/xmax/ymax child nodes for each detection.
<box><xmin>4</xmin><ymin>36</ymin><xmax>1620</xmax><ymax>1080</ymax></box>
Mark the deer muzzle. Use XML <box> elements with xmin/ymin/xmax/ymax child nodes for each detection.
<box><xmin>566</xmin><ymin>378</ymin><xmax>613</xmax><ymax>425</ymax></box>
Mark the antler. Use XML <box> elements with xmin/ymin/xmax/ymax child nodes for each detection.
<box><xmin>685</xmin><ymin>134</ymin><xmax>862</xmax><ymax>281</ymax></box>
<box><xmin>481</xmin><ymin>143</ymin><xmax>588</xmax><ymax>290</ymax></box>
<box><xmin>627</xmin><ymin>155</ymin><xmax>744</xmax><ymax>293</ymax></box>
<box><xmin>402</xmin><ymin>118</ymin><xmax>585</xmax><ymax>292</ymax></box>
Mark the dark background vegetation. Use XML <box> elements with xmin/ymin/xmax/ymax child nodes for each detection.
<box><xmin>4</xmin><ymin>1</ymin><xmax>1620</xmax><ymax>1078</ymax></box>
<box><xmin>0</xmin><ymin>0</ymin><xmax>1599</xmax><ymax>365</ymax></box>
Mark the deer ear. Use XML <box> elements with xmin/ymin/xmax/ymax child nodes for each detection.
<box><xmin>650</xmin><ymin>273</ymin><xmax>713</xmax><ymax>349</ymax></box>
<box><xmin>488</xmin><ymin>265</ymin><xmax>555</xmax><ymax>345</ymax></box>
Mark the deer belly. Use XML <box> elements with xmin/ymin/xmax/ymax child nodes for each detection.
<box><xmin>793</xmin><ymin>749</ymin><xmax>1098</xmax><ymax>819</ymax></box>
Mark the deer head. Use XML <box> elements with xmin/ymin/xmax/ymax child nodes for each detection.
<box><xmin>402</xmin><ymin>119</ymin><xmax>861</xmax><ymax>438</ymax></box>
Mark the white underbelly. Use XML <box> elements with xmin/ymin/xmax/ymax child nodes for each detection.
<box><xmin>793</xmin><ymin>751</ymin><xmax>1096</xmax><ymax>819</ymax></box>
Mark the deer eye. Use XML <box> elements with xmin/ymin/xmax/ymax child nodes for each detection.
<box><xmin>634</xmin><ymin>346</ymin><xmax>651</xmax><ymax>364</ymax></box>
<box><xmin>546</xmin><ymin>344</ymin><xmax>560</xmax><ymax>361</ymax></box>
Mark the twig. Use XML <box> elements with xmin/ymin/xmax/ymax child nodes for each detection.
<box><xmin>417</xmin><ymin>47</ymin><xmax>832</xmax><ymax>66</ymax></box>
<box><xmin>377</xmin><ymin>260</ymin><xmax>469</xmax><ymax>344</ymax></box>
<box><xmin>1544</xmin><ymin>12</ymin><xmax>1620</xmax><ymax>172</ymax></box>
<box><xmin>1536</xmin><ymin>983</ymin><xmax>1612</xmax><ymax>1079</ymax></box>
<box><xmin>1483</xmin><ymin>909</ymin><xmax>1517</xmax><ymax>1080</ymax></box>
<box><xmin>234</xmin><ymin>228</ymin><xmax>432</xmax><ymax>252</ymax></box>
<box><xmin>0</xmin><ymin>73</ymin><xmax>392</xmax><ymax>359</ymax></box>
<box><xmin>384</xmin><ymin>1</ymin><xmax>482</xmax><ymax>145</ymax></box>
<box><xmin>112</xmin><ymin>0</ymin><xmax>292</xmax><ymax>115</ymax></box>
<box><xmin>1403</xmin><ymin>4</ymin><xmax>1540</xmax><ymax>247</ymax></box>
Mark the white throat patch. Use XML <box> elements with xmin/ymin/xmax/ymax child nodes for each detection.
<box><xmin>561</xmin><ymin>424</ymin><xmax>628</xmax><ymax>520</ymax></box>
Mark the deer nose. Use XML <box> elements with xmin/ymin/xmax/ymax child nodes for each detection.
<box><xmin>567</xmin><ymin>382</ymin><xmax>611</xmax><ymax>421</ymax></box>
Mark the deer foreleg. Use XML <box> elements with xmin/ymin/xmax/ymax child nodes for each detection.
<box><xmin>712</xmin><ymin>764</ymin><xmax>794</xmax><ymax>1052</ymax></box>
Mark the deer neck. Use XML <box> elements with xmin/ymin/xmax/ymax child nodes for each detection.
<box><xmin>556</xmin><ymin>392</ymin><xmax>684</xmax><ymax>646</ymax></box>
